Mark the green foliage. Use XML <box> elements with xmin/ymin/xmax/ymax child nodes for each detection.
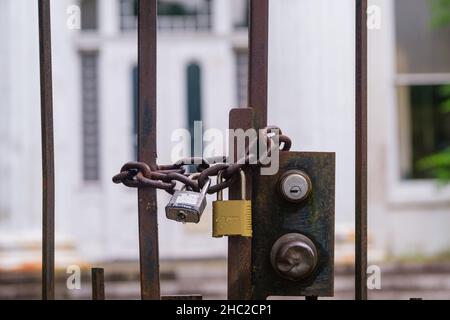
<box><xmin>430</xmin><ymin>0</ymin><xmax>450</xmax><ymax>27</ymax></box>
<box><xmin>417</xmin><ymin>85</ymin><xmax>450</xmax><ymax>183</ymax></box>
<box><xmin>417</xmin><ymin>147</ymin><xmax>450</xmax><ymax>183</ymax></box>
<box><xmin>440</xmin><ymin>85</ymin><xmax>450</xmax><ymax>113</ymax></box>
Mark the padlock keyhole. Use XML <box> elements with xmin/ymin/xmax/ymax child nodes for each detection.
<box><xmin>177</xmin><ymin>211</ymin><xmax>187</xmax><ymax>221</ymax></box>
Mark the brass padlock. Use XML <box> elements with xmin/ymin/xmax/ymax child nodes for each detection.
<box><xmin>212</xmin><ymin>170</ymin><xmax>252</xmax><ymax>238</ymax></box>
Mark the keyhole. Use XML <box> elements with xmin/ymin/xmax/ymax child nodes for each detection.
<box><xmin>177</xmin><ymin>211</ymin><xmax>187</xmax><ymax>221</ymax></box>
<box><xmin>290</xmin><ymin>186</ymin><xmax>301</xmax><ymax>194</ymax></box>
<box><xmin>279</xmin><ymin>170</ymin><xmax>312</xmax><ymax>203</ymax></box>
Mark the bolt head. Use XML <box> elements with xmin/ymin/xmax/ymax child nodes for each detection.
<box><xmin>270</xmin><ymin>233</ymin><xmax>318</xmax><ymax>281</ymax></box>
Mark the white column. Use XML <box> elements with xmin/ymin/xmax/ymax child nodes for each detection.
<box><xmin>99</xmin><ymin>0</ymin><xmax>119</xmax><ymax>36</ymax></box>
<box><xmin>268</xmin><ymin>0</ymin><xmax>355</xmax><ymax>224</ymax></box>
<box><xmin>0</xmin><ymin>0</ymin><xmax>12</xmax><ymax>228</ymax></box>
<box><xmin>212</xmin><ymin>0</ymin><xmax>233</xmax><ymax>35</ymax></box>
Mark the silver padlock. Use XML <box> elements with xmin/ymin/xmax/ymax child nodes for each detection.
<box><xmin>165</xmin><ymin>178</ymin><xmax>211</xmax><ymax>224</ymax></box>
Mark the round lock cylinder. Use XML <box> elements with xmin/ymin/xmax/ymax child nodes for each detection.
<box><xmin>270</xmin><ymin>233</ymin><xmax>318</xmax><ymax>282</ymax></box>
<box><xmin>278</xmin><ymin>170</ymin><xmax>312</xmax><ymax>203</ymax></box>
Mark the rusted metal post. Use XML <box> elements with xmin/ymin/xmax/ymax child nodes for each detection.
<box><xmin>137</xmin><ymin>0</ymin><xmax>160</xmax><ymax>300</ymax></box>
<box><xmin>355</xmin><ymin>0</ymin><xmax>368</xmax><ymax>300</ymax></box>
<box><xmin>248</xmin><ymin>0</ymin><xmax>269</xmax><ymax>130</ymax></box>
<box><xmin>38</xmin><ymin>0</ymin><xmax>55</xmax><ymax>301</ymax></box>
<box><xmin>92</xmin><ymin>268</ymin><xmax>105</xmax><ymax>300</ymax></box>
<box><xmin>227</xmin><ymin>0</ymin><xmax>269</xmax><ymax>300</ymax></box>
<box><xmin>228</xmin><ymin>109</ymin><xmax>253</xmax><ymax>300</ymax></box>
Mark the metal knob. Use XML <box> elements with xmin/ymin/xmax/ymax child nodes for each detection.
<box><xmin>278</xmin><ymin>170</ymin><xmax>312</xmax><ymax>203</ymax></box>
<box><xmin>270</xmin><ymin>233</ymin><xmax>318</xmax><ymax>281</ymax></box>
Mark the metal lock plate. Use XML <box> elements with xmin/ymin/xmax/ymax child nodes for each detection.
<box><xmin>251</xmin><ymin>151</ymin><xmax>335</xmax><ymax>298</ymax></box>
<box><xmin>165</xmin><ymin>190</ymin><xmax>207</xmax><ymax>224</ymax></box>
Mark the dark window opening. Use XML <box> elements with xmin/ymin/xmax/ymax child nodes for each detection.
<box><xmin>119</xmin><ymin>0</ymin><xmax>138</xmax><ymax>30</ymax></box>
<box><xmin>81</xmin><ymin>52</ymin><xmax>100</xmax><ymax>182</ymax></box>
<box><xmin>406</xmin><ymin>85</ymin><xmax>450</xmax><ymax>179</ymax></box>
<box><xmin>119</xmin><ymin>0</ymin><xmax>212</xmax><ymax>31</ymax></box>
<box><xmin>186</xmin><ymin>63</ymin><xmax>203</xmax><ymax>162</ymax></box>
<box><xmin>234</xmin><ymin>0</ymin><xmax>249</xmax><ymax>29</ymax></box>
<box><xmin>80</xmin><ymin>0</ymin><xmax>98</xmax><ymax>31</ymax></box>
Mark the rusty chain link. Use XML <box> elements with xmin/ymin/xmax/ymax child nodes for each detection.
<box><xmin>112</xmin><ymin>127</ymin><xmax>292</xmax><ymax>195</ymax></box>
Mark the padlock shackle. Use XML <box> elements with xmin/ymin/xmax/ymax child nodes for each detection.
<box><xmin>217</xmin><ymin>169</ymin><xmax>246</xmax><ymax>200</ymax></box>
<box><xmin>201</xmin><ymin>178</ymin><xmax>211</xmax><ymax>197</ymax></box>
<box><xmin>217</xmin><ymin>173</ymin><xmax>223</xmax><ymax>201</ymax></box>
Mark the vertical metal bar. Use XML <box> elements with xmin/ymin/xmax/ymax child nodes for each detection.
<box><xmin>137</xmin><ymin>0</ymin><xmax>160</xmax><ymax>300</ymax></box>
<box><xmin>92</xmin><ymin>268</ymin><xmax>105</xmax><ymax>300</ymax></box>
<box><xmin>228</xmin><ymin>0</ymin><xmax>269</xmax><ymax>300</ymax></box>
<box><xmin>38</xmin><ymin>0</ymin><xmax>55</xmax><ymax>301</ymax></box>
<box><xmin>248</xmin><ymin>0</ymin><xmax>269</xmax><ymax>130</ymax></box>
<box><xmin>355</xmin><ymin>0</ymin><xmax>368</xmax><ymax>301</ymax></box>
<box><xmin>228</xmin><ymin>108</ymin><xmax>253</xmax><ymax>300</ymax></box>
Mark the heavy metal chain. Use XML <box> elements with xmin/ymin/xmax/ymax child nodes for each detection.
<box><xmin>112</xmin><ymin>127</ymin><xmax>292</xmax><ymax>195</ymax></box>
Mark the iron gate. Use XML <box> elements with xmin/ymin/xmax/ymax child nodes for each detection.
<box><xmin>36</xmin><ymin>0</ymin><xmax>368</xmax><ymax>300</ymax></box>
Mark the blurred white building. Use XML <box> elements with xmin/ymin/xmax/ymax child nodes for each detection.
<box><xmin>0</xmin><ymin>0</ymin><xmax>248</xmax><ymax>264</ymax></box>
<box><xmin>0</xmin><ymin>0</ymin><xmax>449</xmax><ymax>269</ymax></box>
